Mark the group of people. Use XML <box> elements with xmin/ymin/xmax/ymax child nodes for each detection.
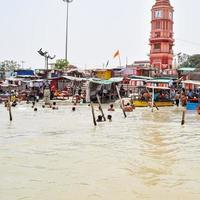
<box><xmin>96</xmin><ymin>101</ymin><xmax>135</xmax><ymax>123</ymax></box>
<box><xmin>173</xmin><ymin>88</ymin><xmax>200</xmax><ymax>107</ymax></box>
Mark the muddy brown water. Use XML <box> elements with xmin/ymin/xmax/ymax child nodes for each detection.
<box><xmin>0</xmin><ymin>103</ymin><xmax>200</xmax><ymax>200</ymax></box>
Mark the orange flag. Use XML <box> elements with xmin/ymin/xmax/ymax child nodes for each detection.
<box><xmin>113</xmin><ymin>50</ymin><xmax>120</xmax><ymax>58</ymax></box>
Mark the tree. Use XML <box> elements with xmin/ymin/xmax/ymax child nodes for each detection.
<box><xmin>179</xmin><ymin>54</ymin><xmax>200</xmax><ymax>68</ymax></box>
<box><xmin>54</xmin><ymin>59</ymin><xmax>69</xmax><ymax>70</ymax></box>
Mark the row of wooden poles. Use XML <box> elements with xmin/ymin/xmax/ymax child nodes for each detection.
<box><xmin>6</xmin><ymin>85</ymin><xmax>186</xmax><ymax>126</ymax></box>
<box><xmin>91</xmin><ymin>85</ymin><xmax>126</xmax><ymax>126</ymax></box>
<box><xmin>91</xmin><ymin>85</ymin><xmax>186</xmax><ymax>126</ymax></box>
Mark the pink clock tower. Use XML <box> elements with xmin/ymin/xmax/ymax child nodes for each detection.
<box><xmin>150</xmin><ymin>0</ymin><xmax>174</xmax><ymax>71</ymax></box>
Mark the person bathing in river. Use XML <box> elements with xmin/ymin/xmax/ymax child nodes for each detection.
<box><xmin>108</xmin><ymin>104</ymin><xmax>115</xmax><ymax>111</ymax></box>
<box><xmin>32</xmin><ymin>101</ymin><xmax>35</xmax><ymax>108</ymax></box>
<box><xmin>123</xmin><ymin>102</ymin><xmax>135</xmax><ymax>112</ymax></box>
<box><xmin>175</xmin><ymin>92</ymin><xmax>180</xmax><ymax>107</ymax></box>
<box><xmin>181</xmin><ymin>93</ymin><xmax>187</xmax><ymax>107</ymax></box>
<box><xmin>96</xmin><ymin>115</ymin><xmax>103</xmax><ymax>122</ymax></box>
<box><xmin>107</xmin><ymin>115</ymin><xmax>112</xmax><ymax>122</ymax></box>
<box><xmin>52</xmin><ymin>102</ymin><xmax>58</xmax><ymax>110</ymax></box>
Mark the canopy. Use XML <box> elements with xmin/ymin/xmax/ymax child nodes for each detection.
<box><xmin>129</xmin><ymin>75</ymin><xmax>153</xmax><ymax>80</ymax></box>
<box><xmin>178</xmin><ymin>68</ymin><xmax>196</xmax><ymax>72</ymax></box>
<box><xmin>182</xmin><ymin>80</ymin><xmax>200</xmax><ymax>86</ymax></box>
<box><xmin>62</xmin><ymin>75</ymin><xmax>87</xmax><ymax>82</ymax></box>
<box><xmin>147</xmin><ymin>86</ymin><xmax>171</xmax><ymax>90</ymax></box>
<box><xmin>89</xmin><ymin>77</ymin><xmax>123</xmax><ymax>85</ymax></box>
<box><xmin>0</xmin><ymin>83</ymin><xmax>18</xmax><ymax>87</ymax></box>
<box><xmin>146</xmin><ymin>79</ymin><xmax>172</xmax><ymax>83</ymax></box>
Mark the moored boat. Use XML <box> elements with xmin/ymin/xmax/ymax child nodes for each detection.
<box><xmin>186</xmin><ymin>98</ymin><xmax>200</xmax><ymax>110</ymax></box>
<box><xmin>130</xmin><ymin>86</ymin><xmax>174</xmax><ymax>107</ymax></box>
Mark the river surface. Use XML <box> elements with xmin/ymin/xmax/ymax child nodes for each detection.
<box><xmin>0</xmin><ymin>103</ymin><xmax>200</xmax><ymax>200</ymax></box>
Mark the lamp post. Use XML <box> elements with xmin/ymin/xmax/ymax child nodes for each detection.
<box><xmin>63</xmin><ymin>0</ymin><xmax>73</xmax><ymax>63</ymax></box>
<box><xmin>38</xmin><ymin>48</ymin><xmax>56</xmax><ymax>104</ymax></box>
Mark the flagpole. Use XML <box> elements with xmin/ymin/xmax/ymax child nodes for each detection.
<box><xmin>119</xmin><ymin>55</ymin><xmax>122</xmax><ymax>67</ymax></box>
<box><xmin>126</xmin><ymin>57</ymin><xmax>128</xmax><ymax>66</ymax></box>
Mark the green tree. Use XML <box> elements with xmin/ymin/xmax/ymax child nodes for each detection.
<box><xmin>54</xmin><ymin>59</ymin><xmax>69</xmax><ymax>70</ymax></box>
<box><xmin>179</xmin><ymin>54</ymin><xmax>200</xmax><ymax>68</ymax></box>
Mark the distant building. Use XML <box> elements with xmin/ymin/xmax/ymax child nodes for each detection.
<box><xmin>125</xmin><ymin>61</ymin><xmax>156</xmax><ymax>77</ymax></box>
<box><xmin>150</xmin><ymin>0</ymin><xmax>174</xmax><ymax>71</ymax></box>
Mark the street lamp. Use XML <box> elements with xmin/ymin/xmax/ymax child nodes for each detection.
<box><xmin>38</xmin><ymin>48</ymin><xmax>56</xmax><ymax>104</ymax></box>
<box><xmin>63</xmin><ymin>0</ymin><xmax>73</xmax><ymax>63</ymax></box>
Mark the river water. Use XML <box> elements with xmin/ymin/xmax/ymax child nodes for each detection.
<box><xmin>0</xmin><ymin>103</ymin><xmax>200</xmax><ymax>200</ymax></box>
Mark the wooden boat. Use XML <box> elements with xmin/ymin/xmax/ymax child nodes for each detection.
<box><xmin>130</xmin><ymin>86</ymin><xmax>174</xmax><ymax>107</ymax></box>
<box><xmin>132</xmin><ymin>99</ymin><xmax>174</xmax><ymax>107</ymax></box>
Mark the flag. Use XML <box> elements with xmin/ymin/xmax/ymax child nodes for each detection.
<box><xmin>113</xmin><ymin>50</ymin><xmax>120</xmax><ymax>58</ymax></box>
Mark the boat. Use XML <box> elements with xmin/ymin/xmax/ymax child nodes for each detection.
<box><xmin>186</xmin><ymin>98</ymin><xmax>200</xmax><ymax>110</ymax></box>
<box><xmin>182</xmin><ymin>80</ymin><xmax>200</xmax><ymax>111</ymax></box>
<box><xmin>130</xmin><ymin>86</ymin><xmax>174</xmax><ymax>107</ymax></box>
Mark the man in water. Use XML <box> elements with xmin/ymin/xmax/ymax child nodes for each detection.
<box><xmin>175</xmin><ymin>92</ymin><xmax>180</xmax><ymax>107</ymax></box>
<box><xmin>123</xmin><ymin>103</ymin><xmax>134</xmax><ymax>112</ymax></box>
<box><xmin>107</xmin><ymin>115</ymin><xmax>112</xmax><ymax>122</ymax></box>
<box><xmin>52</xmin><ymin>102</ymin><xmax>58</xmax><ymax>110</ymax></box>
<box><xmin>96</xmin><ymin>115</ymin><xmax>103</xmax><ymax>122</ymax></box>
<box><xmin>181</xmin><ymin>93</ymin><xmax>187</xmax><ymax>107</ymax></box>
<box><xmin>108</xmin><ymin>104</ymin><xmax>115</xmax><ymax>111</ymax></box>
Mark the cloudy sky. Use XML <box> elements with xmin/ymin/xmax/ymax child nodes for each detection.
<box><xmin>0</xmin><ymin>0</ymin><xmax>200</xmax><ymax>69</ymax></box>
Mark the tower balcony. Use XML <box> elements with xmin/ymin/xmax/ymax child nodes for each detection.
<box><xmin>150</xmin><ymin>37</ymin><xmax>174</xmax><ymax>43</ymax></box>
<box><xmin>151</xmin><ymin>49</ymin><xmax>174</xmax><ymax>54</ymax></box>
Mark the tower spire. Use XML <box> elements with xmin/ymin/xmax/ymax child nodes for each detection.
<box><xmin>155</xmin><ymin>0</ymin><xmax>170</xmax><ymax>6</ymax></box>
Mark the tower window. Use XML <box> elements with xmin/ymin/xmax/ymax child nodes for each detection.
<box><xmin>155</xmin><ymin>32</ymin><xmax>161</xmax><ymax>37</ymax></box>
<box><xmin>154</xmin><ymin>44</ymin><xmax>161</xmax><ymax>50</ymax></box>
<box><xmin>156</xmin><ymin>21</ymin><xmax>161</xmax><ymax>29</ymax></box>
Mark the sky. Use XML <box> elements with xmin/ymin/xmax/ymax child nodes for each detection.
<box><xmin>0</xmin><ymin>0</ymin><xmax>200</xmax><ymax>69</ymax></box>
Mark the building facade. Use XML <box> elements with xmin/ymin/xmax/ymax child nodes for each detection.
<box><xmin>150</xmin><ymin>0</ymin><xmax>174</xmax><ymax>71</ymax></box>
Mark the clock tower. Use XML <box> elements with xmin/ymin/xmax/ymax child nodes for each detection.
<box><xmin>150</xmin><ymin>0</ymin><xmax>174</xmax><ymax>71</ymax></box>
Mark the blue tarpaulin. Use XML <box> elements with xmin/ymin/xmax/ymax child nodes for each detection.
<box><xmin>15</xmin><ymin>70</ymin><xmax>35</xmax><ymax>76</ymax></box>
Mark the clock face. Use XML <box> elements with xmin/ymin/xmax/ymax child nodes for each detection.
<box><xmin>155</xmin><ymin>10</ymin><xmax>162</xmax><ymax>18</ymax></box>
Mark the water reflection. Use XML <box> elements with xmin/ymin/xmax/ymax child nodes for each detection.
<box><xmin>138</xmin><ymin>129</ymin><xmax>177</xmax><ymax>186</ymax></box>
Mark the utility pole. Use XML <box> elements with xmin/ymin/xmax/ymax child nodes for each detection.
<box><xmin>37</xmin><ymin>48</ymin><xmax>56</xmax><ymax>105</ymax></box>
<box><xmin>63</xmin><ymin>0</ymin><xmax>74</xmax><ymax>63</ymax></box>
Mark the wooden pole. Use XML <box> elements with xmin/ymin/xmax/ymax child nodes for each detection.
<box><xmin>91</xmin><ymin>102</ymin><xmax>97</xmax><ymax>126</ymax></box>
<box><xmin>8</xmin><ymin>86</ymin><xmax>12</xmax><ymax>121</ymax></box>
<box><xmin>116</xmin><ymin>85</ymin><xmax>127</xmax><ymax>118</ymax></box>
<box><xmin>96</xmin><ymin>94</ymin><xmax>106</xmax><ymax>121</ymax></box>
<box><xmin>181</xmin><ymin>109</ymin><xmax>186</xmax><ymax>125</ymax></box>
<box><xmin>151</xmin><ymin>87</ymin><xmax>154</xmax><ymax>112</ymax></box>
<box><xmin>146</xmin><ymin>87</ymin><xmax>159</xmax><ymax>111</ymax></box>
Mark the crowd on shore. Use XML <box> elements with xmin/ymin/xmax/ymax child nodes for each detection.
<box><xmin>1</xmin><ymin>83</ymin><xmax>200</xmax><ymax>119</ymax></box>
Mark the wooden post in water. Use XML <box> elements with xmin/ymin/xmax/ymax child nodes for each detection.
<box><xmin>96</xmin><ymin>94</ymin><xmax>106</xmax><ymax>121</ymax></box>
<box><xmin>8</xmin><ymin>86</ymin><xmax>13</xmax><ymax>121</ymax></box>
<box><xmin>91</xmin><ymin>102</ymin><xmax>97</xmax><ymax>126</ymax></box>
<box><xmin>181</xmin><ymin>109</ymin><xmax>186</xmax><ymax>125</ymax></box>
<box><xmin>116</xmin><ymin>85</ymin><xmax>127</xmax><ymax>118</ymax></box>
<box><xmin>151</xmin><ymin>87</ymin><xmax>154</xmax><ymax>112</ymax></box>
